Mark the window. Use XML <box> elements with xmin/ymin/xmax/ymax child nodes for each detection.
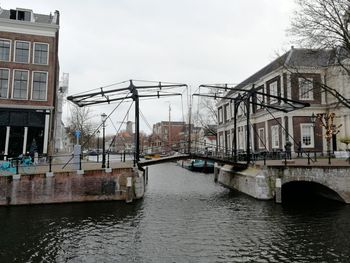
<box><xmin>219</xmin><ymin>133</ymin><xmax>224</xmax><ymax>150</ymax></box>
<box><xmin>13</xmin><ymin>70</ymin><xmax>28</xmax><ymax>99</ymax></box>
<box><xmin>224</xmin><ymin>104</ymin><xmax>230</xmax><ymax>121</ymax></box>
<box><xmin>34</xmin><ymin>43</ymin><xmax>49</xmax><ymax>64</ymax></box>
<box><xmin>238</xmin><ymin>126</ymin><xmax>245</xmax><ymax>150</ymax></box>
<box><xmin>32</xmin><ymin>72</ymin><xmax>48</xmax><ymax>100</ymax></box>
<box><xmin>218</xmin><ymin>107</ymin><xmax>223</xmax><ymax>123</ymax></box>
<box><xmin>258</xmin><ymin>128</ymin><xmax>265</xmax><ymax>149</ymax></box>
<box><xmin>230</xmin><ymin>102</ymin><xmax>234</xmax><ymax>119</ymax></box>
<box><xmin>237</xmin><ymin>103</ymin><xmax>245</xmax><ymax>116</ymax></box>
<box><xmin>256</xmin><ymin>87</ymin><xmax>264</xmax><ymax>110</ymax></box>
<box><xmin>271</xmin><ymin>125</ymin><xmax>279</xmax><ymax>148</ymax></box>
<box><xmin>269</xmin><ymin>81</ymin><xmax>278</xmax><ymax>104</ymax></box>
<box><xmin>15</xmin><ymin>41</ymin><xmax>30</xmax><ymax>63</ymax></box>
<box><xmin>0</xmin><ymin>69</ymin><xmax>9</xmax><ymax>98</ymax></box>
<box><xmin>301</xmin><ymin>124</ymin><xmax>314</xmax><ymax>148</ymax></box>
<box><xmin>0</xmin><ymin>39</ymin><xmax>10</xmax><ymax>61</ymax></box>
<box><xmin>299</xmin><ymin>77</ymin><xmax>313</xmax><ymax>100</ymax></box>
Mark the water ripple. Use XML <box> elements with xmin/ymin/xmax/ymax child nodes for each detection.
<box><xmin>0</xmin><ymin>163</ymin><xmax>349</xmax><ymax>262</ymax></box>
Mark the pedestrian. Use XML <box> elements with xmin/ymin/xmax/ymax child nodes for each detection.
<box><xmin>29</xmin><ymin>139</ymin><xmax>38</xmax><ymax>159</ymax></box>
<box><xmin>284</xmin><ymin>141</ymin><xmax>292</xmax><ymax>159</ymax></box>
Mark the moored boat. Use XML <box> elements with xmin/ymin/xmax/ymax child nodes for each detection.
<box><xmin>178</xmin><ymin>159</ymin><xmax>214</xmax><ymax>173</ymax></box>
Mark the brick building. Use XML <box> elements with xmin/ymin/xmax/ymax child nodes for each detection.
<box><xmin>217</xmin><ymin>47</ymin><xmax>350</xmax><ymax>156</ymax></box>
<box><xmin>150</xmin><ymin>121</ymin><xmax>186</xmax><ymax>153</ymax></box>
<box><xmin>0</xmin><ymin>7</ymin><xmax>60</xmax><ymax>158</ymax></box>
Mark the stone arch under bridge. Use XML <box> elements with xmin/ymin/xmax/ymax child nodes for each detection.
<box><xmin>276</xmin><ymin>166</ymin><xmax>350</xmax><ymax>203</ymax></box>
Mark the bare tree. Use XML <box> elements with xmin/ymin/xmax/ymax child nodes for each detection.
<box><xmin>289</xmin><ymin>0</ymin><xmax>350</xmax><ymax>74</ymax></box>
<box><xmin>194</xmin><ymin>88</ymin><xmax>218</xmax><ymax>136</ymax></box>
<box><xmin>66</xmin><ymin>105</ymin><xmax>98</xmax><ymax>149</ymax></box>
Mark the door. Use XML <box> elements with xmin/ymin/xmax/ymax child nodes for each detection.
<box><xmin>8</xmin><ymin>127</ymin><xmax>24</xmax><ymax>157</ymax></box>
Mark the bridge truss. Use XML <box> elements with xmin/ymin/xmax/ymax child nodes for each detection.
<box><xmin>194</xmin><ymin>84</ymin><xmax>311</xmax><ymax>164</ymax></box>
<box><xmin>67</xmin><ymin>79</ymin><xmax>187</xmax><ymax>164</ymax></box>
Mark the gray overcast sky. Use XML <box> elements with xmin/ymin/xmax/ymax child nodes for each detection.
<box><xmin>4</xmin><ymin>0</ymin><xmax>295</xmax><ymax>134</ymax></box>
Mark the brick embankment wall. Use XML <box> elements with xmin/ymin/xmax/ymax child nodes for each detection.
<box><xmin>0</xmin><ymin>168</ymin><xmax>141</xmax><ymax>206</ymax></box>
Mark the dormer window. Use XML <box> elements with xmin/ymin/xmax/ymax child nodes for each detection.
<box><xmin>9</xmin><ymin>9</ymin><xmax>32</xmax><ymax>21</ymax></box>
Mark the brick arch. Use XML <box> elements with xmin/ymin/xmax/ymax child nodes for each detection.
<box><xmin>281</xmin><ymin>179</ymin><xmax>346</xmax><ymax>203</ymax></box>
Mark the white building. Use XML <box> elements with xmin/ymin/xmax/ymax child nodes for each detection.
<box><xmin>217</xmin><ymin>47</ymin><xmax>350</xmax><ymax>156</ymax></box>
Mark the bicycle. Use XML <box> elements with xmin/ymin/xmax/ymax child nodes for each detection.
<box><xmin>0</xmin><ymin>156</ymin><xmax>36</xmax><ymax>176</ymax></box>
<box><xmin>20</xmin><ymin>156</ymin><xmax>36</xmax><ymax>174</ymax></box>
<box><xmin>0</xmin><ymin>160</ymin><xmax>16</xmax><ymax>176</ymax></box>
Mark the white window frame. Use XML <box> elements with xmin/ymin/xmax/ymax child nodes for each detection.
<box><xmin>298</xmin><ymin>77</ymin><xmax>314</xmax><ymax>100</ymax></box>
<box><xmin>218</xmin><ymin>107</ymin><xmax>223</xmax><ymax>123</ymax></box>
<box><xmin>271</xmin><ymin>125</ymin><xmax>279</xmax><ymax>149</ymax></box>
<box><xmin>14</xmin><ymin>40</ymin><xmax>30</xmax><ymax>64</ymax></box>
<box><xmin>0</xmin><ymin>68</ymin><xmax>10</xmax><ymax>99</ymax></box>
<box><xmin>300</xmin><ymin>123</ymin><xmax>314</xmax><ymax>148</ymax></box>
<box><xmin>31</xmin><ymin>71</ymin><xmax>48</xmax><ymax>101</ymax></box>
<box><xmin>238</xmin><ymin>126</ymin><xmax>245</xmax><ymax>150</ymax></box>
<box><xmin>256</xmin><ymin>87</ymin><xmax>264</xmax><ymax>109</ymax></box>
<box><xmin>224</xmin><ymin>103</ymin><xmax>230</xmax><ymax>121</ymax></box>
<box><xmin>219</xmin><ymin>133</ymin><xmax>224</xmax><ymax>149</ymax></box>
<box><xmin>230</xmin><ymin>102</ymin><xmax>234</xmax><ymax>119</ymax></box>
<box><xmin>12</xmin><ymin>69</ymin><xmax>29</xmax><ymax>100</ymax></box>
<box><xmin>0</xmin><ymin>38</ymin><xmax>11</xmax><ymax>62</ymax></box>
<box><xmin>269</xmin><ymin>81</ymin><xmax>278</xmax><ymax>104</ymax></box>
<box><xmin>33</xmin><ymin>42</ymin><xmax>49</xmax><ymax>65</ymax></box>
<box><xmin>258</xmin><ymin>128</ymin><xmax>265</xmax><ymax>149</ymax></box>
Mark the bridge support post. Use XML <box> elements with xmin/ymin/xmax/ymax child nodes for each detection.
<box><xmin>275</xmin><ymin>178</ymin><xmax>282</xmax><ymax>203</ymax></box>
<box><xmin>214</xmin><ymin>163</ymin><xmax>219</xmax><ymax>183</ymax></box>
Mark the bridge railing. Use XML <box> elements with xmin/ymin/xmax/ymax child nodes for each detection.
<box><xmin>0</xmin><ymin>151</ymin><xmax>133</xmax><ymax>176</ymax></box>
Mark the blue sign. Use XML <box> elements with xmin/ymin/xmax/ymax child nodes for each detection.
<box><xmin>75</xmin><ymin>130</ymin><xmax>81</xmax><ymax>138</ymax></box>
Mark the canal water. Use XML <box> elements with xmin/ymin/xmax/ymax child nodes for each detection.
<box><xmin>0</xmin><ymin>163</ymin><xmax>350</xmax><ymax>262</ymax></box>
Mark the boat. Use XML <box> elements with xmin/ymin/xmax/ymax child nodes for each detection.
<box><xmin>178</xmin><ymin>159</ymin><xmax>214</xmax><ymax>173</ymax></box>
<box><xmin>144</xmin><ymin>153</ymin><xmax>161</xmax><ymax>160</ymax></box>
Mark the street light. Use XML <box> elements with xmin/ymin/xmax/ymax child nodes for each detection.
<box><xmin>101</xmin><ymin>113</ymin><xmax>107</xmax><ymax>168</ymax></box>
<box><xmin>96</xmin><ymin>130</ymin><xmax>100</xmax><ymax>163</ymax></box>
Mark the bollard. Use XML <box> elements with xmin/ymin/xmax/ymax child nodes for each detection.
<box><xmin>314</xmin><ymin>151</ymin><xmax>317</xmax><ymax>162</ymax></box>
<box><xmin>49</xmin><ymin>156</ymin><xmax>52</xmax><ymax>172</ymax></box>
<box><xmin>328</xmin><ymin>150</ymin><xmax>331</xmax><ymax>165</ymax></box>
<box><xmin>16</xmin><ymin>158</ymin><xmax>19</xmax><ymax>174</ymax></box>
<box><xmin>107</xmin><ymin>152</ymin><xmax>110</xmax><ymax>168</ymax></box>
<box><xmin>123</xmin><ymin>151</ymin><xmax>126</xmax><ymax>162</ymax></box>
<box><xmin>263</xmin><ymin>152</ymin><xmax>266</xmax><ymax>166</ymax></box>
<box><xmin>307</xmin><ymin>153</ymin><xmax>310</xmax><ymax>165</ymax></box>
<box><xmin>79</xmin><ymin>154</ymin><xmax>82</xmax><ymax>170</ymax></box>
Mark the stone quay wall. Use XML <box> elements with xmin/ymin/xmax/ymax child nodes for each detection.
<box><xmin>268</xmin><ymin>166</ymin><xmax>350</xmax><ymax>203</ymax></box>
<box><xmin>0</xmin><ymin>168</ymin><xmax>145</xmax><ymax>206</ymax></box>
<box><xmin>217</xmin><ymin>163</ymin><xmax>350</xmax><ymax>203</ymax></box>
<box><xmin>217</xmin><ymin>164</ymin><xmax>274</xmax><ymax>200</ymax></box>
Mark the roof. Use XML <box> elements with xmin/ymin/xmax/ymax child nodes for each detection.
<box><xmin>0</xmin><ymin>8</ymin><xmax>58</xmax><ymax>25</ymax></box>
<box><xmin>226</xmin><ymin>48</ymin><xmax>336</xmax><ymax>97</ymax></box>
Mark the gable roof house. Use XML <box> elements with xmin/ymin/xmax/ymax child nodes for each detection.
<box><xmin>216</xmin><ymin>47</ymin><xmax>350</xmax><ymax>157</ymax></box>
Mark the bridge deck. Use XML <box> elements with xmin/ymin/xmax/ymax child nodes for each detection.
<box><xmin>138</xmin><ymin>154</ymin><xmax>248</xmax><ymax>170</ymax></box>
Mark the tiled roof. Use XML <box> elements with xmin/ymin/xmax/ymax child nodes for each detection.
<box><xmin>226</xmin><ymin>48</ymin><xmax>336</xmax><ymax>97</ymax></box>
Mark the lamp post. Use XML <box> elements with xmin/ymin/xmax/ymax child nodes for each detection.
<box><xmin>311</xmin><ymin>112</ymin><xmax>317</xmax><ymax>162</ymax></box>
<box><xmin>96</xmin><ymin>130</ymin><xmax>100</xmax><ymax>163</ymax></box>
<box><xmin>311</xmin><ymin>112</ymin><xmax>317</xmax><ymax>144</ymax></box>
<box><xmin>101</xmin><ymin>113</ymin><xmax>107</xmax><ymax>168</ymax></box>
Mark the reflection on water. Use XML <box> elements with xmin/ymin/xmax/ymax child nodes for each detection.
<box><xmin>0</xmin><ymin>163</ymin><xmax>350</xmax><ymax>262</ymax></box>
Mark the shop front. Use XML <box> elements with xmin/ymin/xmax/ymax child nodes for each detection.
<box><xmin>0</xmin><ymin>108</ymin><xmax>50</xmax><ymax>159</ymax></box>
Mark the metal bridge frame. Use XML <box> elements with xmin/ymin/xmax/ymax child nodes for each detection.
<box><xmin>194</xmin><ymin>84</ymin><xmax>311</xmax><ymax>164</ymax></box>
<box><xmin>67</xmin><ymin>80</ymin><xmax>186</xmax><ymax>165</ymax></box>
